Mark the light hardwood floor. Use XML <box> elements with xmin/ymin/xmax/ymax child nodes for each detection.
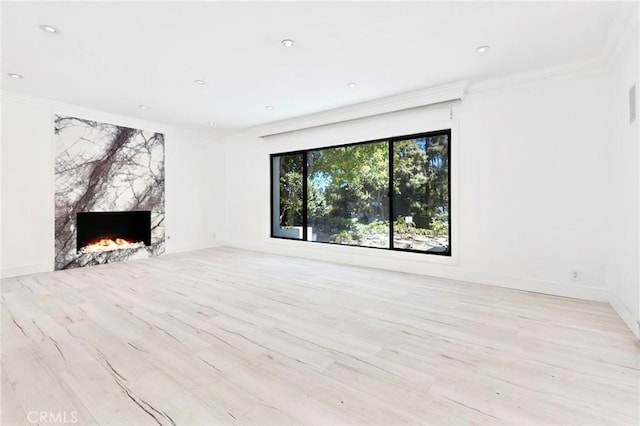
<box><xmin>2</xmin><ymin>247</ymin><xmax>638</xmax><ymax>425</ymax></box>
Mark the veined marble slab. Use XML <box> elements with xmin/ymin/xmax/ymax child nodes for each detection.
<box><xmin>53</xmin><ymin>116</ymin><xmax>165</xmax><ymax>270</ymax></box>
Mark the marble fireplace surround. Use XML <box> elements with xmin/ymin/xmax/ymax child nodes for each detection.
<box><xmin>54</xmin><ymin>115</ymin><xmax>165</xmax><ymax>270</ymax></box>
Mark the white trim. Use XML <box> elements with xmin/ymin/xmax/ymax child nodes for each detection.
<box><xmin>1</xmin><ymin>263</ymin><xmax>54</xmax><ymax>278</ymax></box>
<box><xmin>1</xmin><ymin>240</ymin><xmax>612</xmax><ymax>305</ymax></box>
<box><xmin>250</xmin><ymin>51</ymin><xmax>615</xmax><ymax>141</ymax></box>
<box><xmin>254</xmin><ymin>81</ymin><xmax>468</xmax><ymax>137</ymax></box>
<box><xmin>225</xmin><ymin>241</ymin><xmax>608</xmax><ymax>303</ymax></box>
<box><xmin>0</xmin><ymin>244</ymin><xmax>230</xmax><ymax>278</ymax></box>
<box><xmin>466</xmin><ymin>10</ymin><xmax>637</xmax><ymax>97</ymax></box>
<box><xmin>448</xmin><ymin>119</ymin><xmax>460</xmax><ymax>265</ymax></box>
<box><xmin>165</xmin><ymin>241</ymin><xmax>222</xmax><ymax>254</ymax></box>
<box><xmin>1</xmin><ymin>91</ymin><xmax>217</xmax><ymax>141</ymax></box>
<box><xmin>452</xmin><ymin>272</ymin><xmax>607</xmax><ymax>303</ymax></box>
<box><xmin>609</xmin><ymin>291</ymin><xmax>640</xmax><ymax>340</ymax></box>
<box><xmin>468</xmin><ymin>57</ymin><xmax>609</xmax><ymax>95</ymax></box>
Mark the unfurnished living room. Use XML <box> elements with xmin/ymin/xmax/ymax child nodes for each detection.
<box><xmin>1</xmin><ymin>1</ymin><xmax>639</xmax><ymax>425</ymax></box>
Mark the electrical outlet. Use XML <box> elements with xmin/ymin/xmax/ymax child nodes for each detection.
<box><xmin>571</xmin><ymin>270</ymin><xmax>582</xmax><ymax>281</ymax></box>
<box><xmin>212</xmin><ymin>233</ymin><xmax>217</xmax><ymax>239</ymax></box>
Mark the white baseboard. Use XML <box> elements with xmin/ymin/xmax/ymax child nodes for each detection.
<box><xmin>447</xmin><ymin>270</ymin><xmax>608</xmax><ymax>302</ymax></box>
<box><xmin>1</xmin><ymin>263</ymin><xmax>54</xmax><ymax>279</ymax></box>
<box><xmin>609</xmin><ymin>292</ymin><xmax>640</xmax><ymax>339</ymax></box>
<box><xmin>226</xmin><ymin>240</ymin><xmax>609</xmax><ymax>303</ymax></box>
<box><xmin>0</xmin><ymin>241</ymin><xmax>228</xmax><ymax>278</ymax></box>
<box><xmin>164</xmin><ymin>240</ymin><xmax>225</xmax><ymax>255</ymax></box>
<box><xmin>5</xmin><ymin>245</ymin><xmax>634</xmax><ymax>340</ymax></box>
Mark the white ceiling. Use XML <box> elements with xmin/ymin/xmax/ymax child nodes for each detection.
<box><xmin>1</xmin><ymin>1</ymin><xmax>633</xmax><ymax>136</ymax></box>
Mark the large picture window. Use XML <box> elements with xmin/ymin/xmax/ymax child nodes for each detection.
<box><xmin>271</xmin><ymin>129</ymin><xmax>451</xmax><ymax>255</ymax></box>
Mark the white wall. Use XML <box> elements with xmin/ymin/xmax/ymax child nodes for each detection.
<box><xmin>224</xmin><ymin>67</ymin><xmax>611</xmax><ymax>302</ymax></box>
<box><xmin>606</xmin><ymin>14</ymin><xmax>639</xmax><ymax>338</ymax></box>
<box><xmin>0</xmin><ymin>93</ymin><xmax>225</xmax><ymax>277</ymax></box>
<box><xmin>165</xmin><ymin>125</ymin><xmax>225</xmax><ymax>254</ymax></box>
<box><xmin>1</xmin><ymin>97</ymin><xmax>53</xmax><ymax>276</ymax></box>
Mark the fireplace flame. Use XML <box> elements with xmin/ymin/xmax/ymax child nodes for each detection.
<box><xmin>80</xmin><ymin>238</ymin><xmax>145</xmax><ymax>254</ymax></box>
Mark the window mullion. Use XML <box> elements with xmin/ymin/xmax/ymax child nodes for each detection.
<box><xmin>302</xmin><ymin>152</ymin><xmax>308</xmax><ymax>241</ymax></box>
<box><xmin>389</xmin><ymin>140</ymin><xmax>394</xmax><ymax>250</ymax></box>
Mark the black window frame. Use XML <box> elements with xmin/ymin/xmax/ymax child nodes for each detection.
<box><xmin>270</xmin><ymin>129</ymin><xmax>452</xmax><ymax>256</ymax></box>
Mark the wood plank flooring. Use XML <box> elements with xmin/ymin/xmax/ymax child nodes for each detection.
<box><xmin>2</xmin><ymin>247</ymin><xmax>638</xmax><ymax>425</ymax></box>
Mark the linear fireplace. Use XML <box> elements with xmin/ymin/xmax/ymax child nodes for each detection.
<box><xmin>76</xmin><ymin>211</ymin><xmax>151</xmax><ymax>254</ymax></box>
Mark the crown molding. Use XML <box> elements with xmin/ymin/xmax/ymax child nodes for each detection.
<box><xmin>254</xmin><ymin>80</ymin><xmax>468</xmax><ymax>138</ymax></box>
<box><xmin>467</xmin><ymin>56</ymin><xmax>609</xmax><ymax>96</ymax></box>
<box><xmin>469</xmin><ymin>4</ymin><xmax>638</xmax><ymax>96</ymax></box>
<box><xmin>1</xmin><ymin>91</ymin><xmax>222</xmax><ymax>141</ymax></box>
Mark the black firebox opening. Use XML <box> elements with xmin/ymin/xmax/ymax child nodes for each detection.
<box><xmin>76</xmin><ymin>211</ymin><xmax>151</xmax><ymax>252</ymax></box>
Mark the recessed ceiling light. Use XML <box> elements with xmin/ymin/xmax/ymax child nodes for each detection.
<box><xmin>7</xmin><ymin>73</ymin><xmax>23</xmax><ymax>79</ymax></box>
<box><xmin>208</xmin><ymin>121</ymin><xmax>215</xmax><ymax>126</ymax></box>
<box><xmin>39</xmin><ymin>24</ymin><xmax>59</xmax><ymax>34</ymax></box>
<box><xmin>348</xmin><ymin>82</ymin><xmax>357</xmax><ymax>88</ymax></box>
<box><xmin>194</xmin><ymin>80</ymin><xmax>205</xmax><ymax>85</ymax></box>
<box><xmin>476</xmin><ymin>45</ymin><xmax>490</xmax><ymax>53</ymax></box>
<box><xmin>139</xmin><ymin>105</ymin><xmax>148</xmax><ymax>110</ymax></box>
<box><xmin>281</xmin><ymin>39</ymin><xmax>295</xmax><ymax>48</ymax></box>
<box><xmin>265</xmin><ymin>105</ymin><xmax>275</xmax><ymax>110</ymax></box>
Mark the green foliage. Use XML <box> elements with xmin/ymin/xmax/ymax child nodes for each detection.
<box><xmin>307</xmin><ymin>180</ymin><xmax>327</xmax><ymax>219</ymax></box>
<box><xmin>281</xmin><ymin>134</ymin><xmax>450</xmax><ymax>244</ymax></box>
<box><xmin>430</xmin><ymin>212</ymin><xmax>449</xmax><ymax>237</ymax></box>
<box><xmin>318</xmin><ymin>218</ymin><xmax>387</xmax><ymax>244</ymax></box>
<box><xmin>363</xmin><ymin>220</ymin><xmax>389</xmax><ymax>235</ymax></box>
<box><xmin>333</xmin><ymin>230</ymin><xmax>355</xmax><ymax>244</ymax></box>
<box><xmin>393</xmin><ymin>216</ymin><xmax>414</xmax><ymax>234</ymax></box>
<box><xmin>326</xmin><ymin>218</ymin><xmax>363</xmax><ymax>244</ymax></box>
<box><xmin>309</xmin><ymin>142</ymin><xmax>389</xmax><ymax>221</ymax></box>
<box><xmin>320</xmin><ymin>215</ymin><xmax>444</xmax><ymax>244</ymax></box>
<box><xmin>278</xmin><ymin>155</ymin><xmax>303</xmax><ymax>226</ymax></box>
<box><xmin>393</xmin><ymin>136</ymin><xmax>449</xmax><ymax>228</ymax></box>
<box><xmin>393</xmin><ymin>216</ymin><xmax>432</xmax><ymax>236</ymax></box>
